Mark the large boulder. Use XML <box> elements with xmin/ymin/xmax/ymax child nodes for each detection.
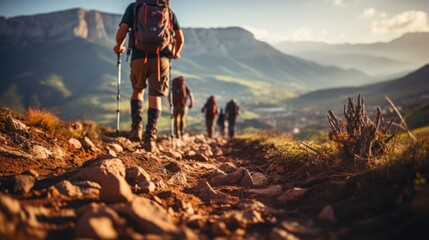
<box><xmin>70</xmin><ymin>158</ymin><xmax>133</xmax><ymax>203</ymax></box>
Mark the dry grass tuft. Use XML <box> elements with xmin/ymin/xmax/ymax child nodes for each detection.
<box><xmin>26</xmin><ymin>107</ymin><xmax>62</xmax><ymax>133</ymax></box>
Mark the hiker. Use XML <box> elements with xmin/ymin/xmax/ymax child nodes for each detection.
<box><xmin>169</xmin><ymin>76</ymin><xmax>194</xmax><ymax>139</ymax></box>
<box><xmin>113</xmin><ymin>0</ymin><xmax>184</xmax><ymax>152</ymax></box>
<box><xmin>201</xmin><ymin>96</ymin><xmax>218</xmax><ymax>138</ymax></box>
<box><xmin>225</xmin><ymin>99</ymin><xmax>240</xmax><ymax>138</ymax></box>
<box><xmin>217</xmin><ymin>108</ymin><xmax>226</xmax><ymax>137</ymax></box>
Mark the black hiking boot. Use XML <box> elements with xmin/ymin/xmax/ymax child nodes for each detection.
<box><xmin>129</xmin><ymin>100</ymin><xmax>143</xmax><ymax>142</ymax></box>
<box><xmin>143</xmin><ymin>108</ymin><xmax>161</xmax><ymax>152</ymax></box>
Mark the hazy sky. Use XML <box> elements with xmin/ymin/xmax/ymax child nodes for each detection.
<box><xmin>1</xmin><ymin>0</ymin><xmax>428</xmax><ymax>44</ymax></box>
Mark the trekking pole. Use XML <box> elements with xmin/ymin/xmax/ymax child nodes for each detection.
<box><xmin>169</xmin><ymin>59</ymin><xmax>175</xmax><ymax>147</ymax></box>
<box><xmin>116</xmin><ymin>53</ymin><xmax>122</xmax><ymax>137</ymax></box>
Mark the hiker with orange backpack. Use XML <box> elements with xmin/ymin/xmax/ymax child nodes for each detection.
<box><xmin>169</xmin><ymin>76</ymin><xmax>194</xmax><ymax>139</ymax></box>
<box><xmin>113</xmin><ymin>0</ymin><xmax>184</xmax><ymax>152</ymax></box>
<box><xmin>201</xmin><ymin>96</ymin><xmax>218</xmax><ymax>138</ymax></box>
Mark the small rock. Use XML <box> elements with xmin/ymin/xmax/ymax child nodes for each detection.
<box><xmin>165</xmin><ymin>162</ymin><xmax>182</xmax><ymax>173</ymax></box>
<box><xmin>251</xmin><ymin>172</ymin><xmax>268</xmax><ymax>186</ymax></box>
<box><xmin>248</xmin><ymin>185</ymin><xmax>283</xmax><ymax>197</ymax></box>
<box><xmin>318</xmin><ymin>205</ymin><xmax>337</xmax><ymax>223</ymax></box>
<box><xmin>54</xmin><ymin>180</ymin><xmax>83</xmax><ymax>198</ymax></box>
<box><xmin>13</xmin><ymin>175</ymin><xmax>35</xmax><ymax>194</ymax></box>
<box><xmin>6</xmin><ymin>115</ymin><xmax>27</xmax><ymax>133</ymax></box>
<box><xmin>187</xmin><ymin>215</ymin><xmax>205</xmax><ymax>229</ymax></box>
<box><xmin>107</xmin><ymin>143</ymin><xmax>123</xmax><ymax>154</ymax></box>
<box><xmin>218</xmin><ymin>163</ymin><xmax>236</xmax><ymax>173</ymax></box>
<box><xmin>21</xmin><ymin>169</ymin><xmax>39</xmax><ymax>177</ymax></box>
<box><xmin>168</xmin><ymin>172</ymin><xmax>188</xmax><ymax>186</ymax></box>
<box><xmin>30</xmin><ymin>145</ymin><xmax>52</xmax><ymax>160</ymax></box>
<box><xmin>75</xmin><ymin>206</ymin><xmax>120</xmax><ymax>239</ymax></box>
<box><xmin>69</xmin><ymin>138</ymin><xmax>82</xmax><ymax>149</ymax></box>
<box><xmin>126</xmin><ymin>167</ymin><xmax>151</xmax><ymax>186</ymax></box>
<box><xmin>115</xmin><ymin>197</ymin><xmax>180</xmax><ymax>235</ymax></box>
<box><xmin>210</xmin><ymin>168</ymin><xmax>254</xmax><ymax>187</ymax></box>
<box><xmin>51</xmin><ymin>145</ymin><xmax>65</xmax><ymax>159</ymax></box>
<box><xmin>270</xmin><ymin>228</ymin><xmax>299</xmax><ymax>240</ymax></box>
<box><xmin>195</xmin><ymin>181</ymin><xmax>228</xmax><ymax>204</ymax></box>
<box><xmin>239</xmin><ymin>169</ymin><xmax>254</xmax><ymax>187</ymax></box>
<box><xmin>189</xmin><ymin>153</ymin><xmax>209</xmax><ymax>162</ymax></box>
<box><xmin>152</xmin><ymin>178</ymin><xmax>165</xmax><ymax>189</ymax></box>
<box><xmin>140</xmin><ymin>181</ymin><xmax>156</xmax><ymax>193</ymax></box>
<box><xmin>164</xmin><ymin>150</ymin><xmax>182</xmax><ymax>160</ymax></box>
<box><xmin>212</xmin><ymin>221</ymin><xmax>231</xmax><ymax>236</ymax></box>
<box><xmin>80</xmin><ymin>136</ymin><xmax>99</xmax><ymax>152</ymax></box>
<box><xmin>277</xmin><ymin>187</ymin><xmax>307</xmax><ymax>203</ymax></box>
<box><xmin>281</xmin><ymin>221</ymin><xmax>322</xmax><ymax>235</ymax></box>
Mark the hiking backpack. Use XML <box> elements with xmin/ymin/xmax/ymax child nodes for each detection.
<box><xmin>172</xmin><ymin>76</ymin><xmax>187</xmax><ymax>107</ymax></box>
<box><xmin>133</xmin><ymin>0</ymin><xmax>175</xmax><ymax>54</ymax></box>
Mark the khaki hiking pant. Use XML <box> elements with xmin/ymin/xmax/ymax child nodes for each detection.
<box><xmin>130</xmin><ymin>57</ymin><xmax>170</xmax><ymax>96</ymax></box>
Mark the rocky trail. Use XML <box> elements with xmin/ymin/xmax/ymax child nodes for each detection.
<box><xmin>0</xmin><ymin>109</ymin><xmax>428</xmax><ymax>239</ymax></box>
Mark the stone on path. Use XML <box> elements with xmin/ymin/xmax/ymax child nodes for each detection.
<box><xmin>115</xmin><ymin>197</ymin><xmax>181</xmax><ymax>236</ymax></box>
<box><xmin>75</xmin><ymin>206</ymin><xmax>121</xmax><ymax>239</ymax></box>
<box><xmin>70</xmin><ymin>158</ymin><xmax>133</xmax><ymax>203</ymax></box>
<box><xmin>318</xmin><ymin>205</ymin><xmax>337</xmax><ymax>223</ymax></box>
<box><xmin>277</xmin><ymin>187</ymin><xmax>307</xmax><ymax>203</ymax></box>
<box><xmin>195</xmin><ymin>181</ymin><xmax>228</xmax><ymax>204</ymax></box>
<box><xmin>13</xmin><ymin>175</ymin><xmax>35</xmax><ymax>194</ymax></box>
<box><xmin>210</xmin><ymin>167</ymin><xmax>254</xmax><ymax>187</ymax></box>
<box><xmin>248</xmin><ymin>185</ymin><xmax>283</xmax><ymax>197</ymax></box>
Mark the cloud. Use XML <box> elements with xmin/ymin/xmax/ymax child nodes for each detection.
<box><xmin>360</xmin><ymin>8</ymin><xmax>377</xmax><ymax>19</ymax></box>
<box><xmin>372</xmin><ymin>10</ymin><xmax>429</xmax><ymax>34</ymax></box>
<box><xmin>333</xmin><ymin>0</ymin><xmax>343</xmax><ymax>6</ymax></box>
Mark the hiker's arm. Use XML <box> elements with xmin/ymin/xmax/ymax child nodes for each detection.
<box><xmin>188</xmin><ymin>92</ymin><xmax>194</xmax><ymax>109</ymax></box>
<box><xmin>113</xmin><ymin>23</ymin><xmax>129</xmax><ymax>54</ymax></box>
<box><xmin>173</xmin><ymin>30</ymin><xmax>184</xmax><ymax>59</ymax></box>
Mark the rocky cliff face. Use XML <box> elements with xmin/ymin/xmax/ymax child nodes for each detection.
<box><xmin>0</xmin><ymin>8</ymin><xmax>121</xmax><ymax>44</ymax></box>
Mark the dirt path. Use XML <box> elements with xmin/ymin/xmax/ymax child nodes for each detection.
<box><xmin>1</xmin><ymin>113</ymin><xmax>427</xmax><ymax>239</ymax></box>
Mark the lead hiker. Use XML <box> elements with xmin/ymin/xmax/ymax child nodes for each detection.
<box><xmin>169</xmin><ymin>76</ymin><xmax>194</xmax><ymax>139</ymax></box>
<box><xmin>225</xmin><ymin>99</ymin><xmax>240</xmax><ymax>138</ymax></box>
<box><xmin>201</xmin><ymin>96</ymin><xmax>218</xmax><ymax>138</ymax></box>
<box><xmin>113</xmin><ymin>0</ymin><xmax>184</xmax><ymax>152</ymax></box>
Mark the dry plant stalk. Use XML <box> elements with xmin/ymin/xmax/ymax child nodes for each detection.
<box><xmin>327</xmin><ymin>95</ymin><xmax>394</xmax><ymax>159</ymax></box>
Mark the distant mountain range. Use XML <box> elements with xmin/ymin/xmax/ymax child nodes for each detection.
<box><xmin>272</xmin><ymin>32</ymin><xmax>429</xmax><ymax>77</ymax></box>
<box><xmin>0</xmin><ymin>8</ymin><xmax>378</xmax><ymax>125</ymax></box>
<box><xmin>286</xmin><ymin>64</ymin><xmax>429</xmax><ymax>112</ymax></box>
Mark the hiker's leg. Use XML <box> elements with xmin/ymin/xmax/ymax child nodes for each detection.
<box><xmin>129</xmin><ymin>59</ymin><xmax>149</xmax><ymax>141</ymax></box>
<box><xmin>144</xmin><ymin>58</ymin><xmax>170</xmax><ymax>151</ymax></box>
<box><xmin>173</xmin><ymin>106</ymin><xmax>180</xmax><ymax>138</ymax></box>
<box><xmin>179</xmin><ymin>106</ymin><xmax>187</xmax><ymax>137</ymax></box>
<box><xmin>207</xmin><ymin>117</ymin><xmax>214</xmax><ymax>138</ymax></box>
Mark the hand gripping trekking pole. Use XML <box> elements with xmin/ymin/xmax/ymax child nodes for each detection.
<box><xmin>116</xmin><ymin>53</ymin><xmax>122</xmax><ymax>137</ymax></box>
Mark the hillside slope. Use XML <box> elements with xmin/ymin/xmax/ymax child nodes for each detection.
<box><xmin>286</xmin><ymin>64</ymin><xmax>429</xmax><ymax>111</ymax></box>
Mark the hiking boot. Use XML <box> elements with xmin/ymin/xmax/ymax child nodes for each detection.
<box><xmin>129</xmin><ymin>124</ymin><xmax>142</xmax><ymax>142</ymax></box>
<box><xmin>129</xmin><ymin>99</ymin><xmax>143</xmax><ymax>142</ymax></box>
<box><xmin>143</xmin><ymin>132</ymin><xmax>158</xmax><ymax>153</ymax></box>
